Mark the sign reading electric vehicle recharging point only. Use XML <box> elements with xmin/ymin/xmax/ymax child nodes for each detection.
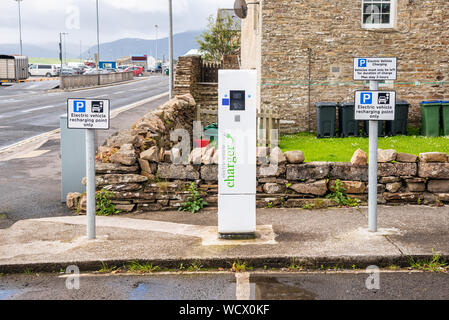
<box><xmin>67</xmin><ymin>99</ymin><xmax>110</xmax><ymax>130</ymax></box>
<box><xmin>355</xmin><ymin>90</ymin><xmax>396</xmax><ymax>121</ymax></box>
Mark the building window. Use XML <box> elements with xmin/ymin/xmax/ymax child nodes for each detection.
<box><xmin>362</xmin><ymin>0</ymin><xmax>396</xmax><ymax>29</ymax></box>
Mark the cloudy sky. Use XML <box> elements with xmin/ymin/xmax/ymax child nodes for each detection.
<box><xmin>0</xmin><ymin>0</ymin><xmax>235</xmax><ymax>47</ymax></box>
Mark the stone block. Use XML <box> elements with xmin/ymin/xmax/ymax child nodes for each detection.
<box><xmin>350</xmin><ymin>149</ymin><xmax>367</xmax><ymax>166</ymax></box>
<box><xmin>419</xmin><ymin>152</ymin><xmax>448</xmax><ymax>163</ymax></box>
<box><xmin>95</xmin><ymin>163</ymin><xmax>139</xmax><ymax>174</ymax></box>
<box><xmin>418</xmin><ymin>163</ymin><xmax>449</xmax><ymax>179</ymax></box>
<box><xmin>289</xmin><ymin>180</ymin><xmax>327</xmax><ymax>196</ymax></box>
<box><xmin>329</xmin><ymin>180</ymin><xmax>366</xmax><ymax>194</ymax></box>
<box><xmin>158</xmin><ymin>163</ymin><xmax>200</xmax><ymax>180</ymax></box>
<box><xmin>396</xmin><ymin>153</ymin><xmax>418</xmax><ymax>163</ymax></box>
<box><xmin>427</xmin><ymin>180</ymin><xmax>449</xmax><ymax>193</ymax></box>
<box><xmin>263</xmin><ymin>183</ymin><xmax>286</xmax><ymax>194</ymax></box>
<box><xmin>287</xmin><ymin>162</ymin><xmax>330</xmax><ymax>180</ymax></box>
<box><xmin>96</xmin><ymin>174</ymin><xmax>148</xmax><ymax>186</ymax></box>
<box><xmin>110</xmin><ymin>144</ymin><xmax>137</xmax><ymax>166</ymax></box>
<box><xmin>378</xmin><ymin>163</ymin><xmax>417</xmax><ymax>177</ymax></box>
<box><xmin>284</xmin><ymin>151</ymin><xmax>305</xmax><ymax>164</ymax></box>
<box><xmin>140</xmin><ymin>146</ymin><xmax>160</xmax><ymax>163</ymax></box>
<box><xmin>259</xmin><ymin>164</ymin><xmax>286</xmax><ymax>177</ymax></box>
<box><xmin>329</xmin><ymin>163</ymin><xmax>368</xmax><ymax>181</ymax></box>
<box><xmin>378</xmin><ymin>149</ymin><xmax>397</xmax><ymax>163</ymax></box>
<box><xmin>201</xmin><ymin>165</ymin><xmax>218</xmax><ymax>182</ymax></box>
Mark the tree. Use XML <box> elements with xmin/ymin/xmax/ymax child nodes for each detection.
<box><xmin>197</xmin><ymin>15</ymin><xmax>240</xmax><ymax>63</ymax></box>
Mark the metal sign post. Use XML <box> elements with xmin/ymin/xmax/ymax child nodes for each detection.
<box><xmin>354</xmin><ymin>57</ymin><xmax>397</xmax><ymax>232</ymax></box>
<box><xmin>67</xmin><ymin>99</ymin><xmax>110</xmax><ymax>240</ymax></box>
<box><xmin>368</xmin><ymin>80</ymin><xmax>379</xmax><ymax>232</ymax></box>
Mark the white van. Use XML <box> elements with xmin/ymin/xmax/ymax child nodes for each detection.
<box><xmin>28</xmin><ymin>64</ymin><xmax>59</xmax><ymax>77</ymax></box>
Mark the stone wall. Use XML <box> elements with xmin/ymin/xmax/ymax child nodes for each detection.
<box><xmin>67</xmin><ymin>95</ymin><xmax>449</xmax><ymax>212</ymax></box>
<box><xmin>60</xmin><ymin>71</ymin><xmax>134</xmax><ymax>90</ymax></box>
<box><xmin>243</xmin><ymin>0</ymin><xmax>449</xmax><ymax>133</ymax></box>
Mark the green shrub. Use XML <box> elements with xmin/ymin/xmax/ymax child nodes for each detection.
<box><xmin>96</xmin><ymin>189</ymin><xmax>121</xmax><ymax>216</ymax></box>
<box><xmin>179</xmin><ymin>183</ymin><xmax>208</xmax><ymax>214</ymax></box>
<box><xmin>327</xmin><ymin>180</ymin><xmax>361</xmax><ymax>207</ymax></box>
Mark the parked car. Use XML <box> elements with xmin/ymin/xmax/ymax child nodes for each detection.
<box><xmin>28</xmin><ymin>64</ymin><xmax>59</xmax><ymax>77</ymax></box>
<box><xmin>105</xmin><ymin>68</ymin><xmax>118</xmax><ymax>73</ymax></box>
<box><xmin>60</xmin><ymin>68</ymin><xmax>76</xmax><ymax>76</ymax></box>
<box><xmin>124</xmin><ymin>66</ymin><xmax>144</xmax><ymax>77</ymax></box>
<box><xmin>117</xmin><ymin>65</ymin><xmax>129</xmax><ymax>72</ymax></box>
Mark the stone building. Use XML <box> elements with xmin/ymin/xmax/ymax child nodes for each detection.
<box><xmin>241</xmin><ymin>0</ymin><xmax>449</xmax><ymax>133</ymax></box>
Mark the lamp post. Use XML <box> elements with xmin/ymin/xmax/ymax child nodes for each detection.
<box><xmin>155</xmin><ymin>24</ymin><xmax>159</xmax><ymax>63</ymax></box>
<box><xmin>96</xmin><ymin>0</ymin><xmax>100</xmax><ymax>85</ymax></box>
<box><xmin>59</xmin><ymin>32</ymin><xmax>68</xmax><ymax>78</ymax></box>
<box><xmin>15</xmin><ymin>0</ymin><xmax>23</xmax><ymax>55</ymax></box>
<box><xmin>168</xmin><ymin>0</ymin><xmax>173</xmax><ymax>99</ymax></box>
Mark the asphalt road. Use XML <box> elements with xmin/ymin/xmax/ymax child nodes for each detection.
<box><xmin>0</xmin><ymin>83</ymin><xmax>169</xmax><ymax>221</ymax></box>
<box><xmin>0</xmin><ymin>271</ymin><xmax>447</xmax><ymax>300</ymax></box>
<box><xmin>0</xmin><ymin>76</ymin><xmax>168</xmax><ymax>149</ymax></box>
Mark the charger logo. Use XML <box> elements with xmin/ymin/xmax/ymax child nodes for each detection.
<box><xmin>224</xmin><ymin>133</ymin><xmax>236</xmax><ymax>188</ymax></box>
<box><xmin>360</xmin><ymin>92</ymin><xmax>373</xmax><ymax>104</ymax></box>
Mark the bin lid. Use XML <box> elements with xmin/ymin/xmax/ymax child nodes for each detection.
<box><xmin>420</xmin><ymin>101</ymin><xmax>441</xmax><ymax>105</ymax></box>
<box><xmin>339</xmin><ymin>102</ymin><xmax>355</xmax><ymax>108</ymax></box>
<box><xmin>315</xmin><ymin>102</ymin><xmax>337</xmax><ymax>108</ymax></box>
<box><xmin>396</xmin><ymin>100</ymin><xmax>410</xmax><ymax>106</ymax></box>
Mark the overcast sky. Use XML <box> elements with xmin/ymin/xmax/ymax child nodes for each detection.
<box><xmin>0</xmin><ymin>0</ymin><xmax>235</xmax><ymax>48</ymax></box>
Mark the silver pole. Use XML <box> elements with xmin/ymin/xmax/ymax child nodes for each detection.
<box><xmin>16</xmin><ymin>0</ymin><xmax>23</xmax><ymax>56</ymax></box>
<box><xmin>86</xmin><ymin>129</ymin><xmax>96</xmax><ymax>240</ymax></box>
<box><xmin>168</xmin><ymin>0</ymin><xmax>174</xmax><ymax>99</ymax></box>
<box><xmin>155</xmin><ymin>25</ymin><xmax>158</xmax><ymax>63</ymax></box>
<box><xmin>96</xmin><ymin>0</ymin><xmax>100</xmax><ymax>85</ymax></box>
<box><xmin>368</xmin><ymin>80</ymin><xmax>379</xmax><ymax>232</ymax></box>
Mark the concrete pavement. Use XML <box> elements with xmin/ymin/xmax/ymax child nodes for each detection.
<box><xmin>0</xmin><ymin>205</ymin><xmax>447</xmax><ymax>273</ymax></box>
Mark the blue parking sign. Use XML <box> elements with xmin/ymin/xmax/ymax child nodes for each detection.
<box><xmin>358</xmin><ymin>59</ymin><xmax>367</xmax><ymax>68</ymax></box>
<box><xmin>360</xmin><ymin>92</ymin><xmax>373</xmax><ymax>104</ymax></box>
<box><xmin>74</xmin><ymin>100</ymin><xmax>86</xmax><ymax>113</ymax></box>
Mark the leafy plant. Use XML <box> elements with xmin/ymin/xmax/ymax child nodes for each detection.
<box><xmin>409</xmin><ymin>250</ymin><xmax>448</xmax><ymax>273</ymax></box>
<box><xmin>98</xmin><ymin>261</ymin><xmax>117</xmax><ymax>273</ymax></box>
<box><xmin>302</xmin><ymin>203</ymin><xmax>314</xmax><ymax>210</ymax></box>
<box><xmin>96</xmin><ymin>189</ymin><xmax>121</xmax><ymax>216</ymax></box>
<box><xmin>327</xmin><ymin>180</ymin><xmax>361</xmax><ymax>208</ymax></box>
<box><xmin>179</xmin><ymin>183</ymin><xmax>208</xmax><ymax>214</ymax></box>
<box><xmin>231</xmin><ymin>260</ymin><xmax>253</xmax><ymax>273</ymax></box>
<box><xmin>127</xmin><ymin>261</ymin><xmax>160</xmax><ymax>273</ymax></box>
<box><xmin>266</xmin><ymin>201</ymin><xmax>274</xmax><ymax>208</ymax></box>
<box><xmin>187</xmin><ymin>261</ymin><xmax>204</xmax><ymax>272</ymax></box>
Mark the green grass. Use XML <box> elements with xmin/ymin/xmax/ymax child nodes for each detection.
<box><xmin>28</xmin><ymin>57</ymin><xmax>81</xmax><ymax>65</ymax></box>
<box><xmin>409</xmin><ymin>250</ymin><xmax>448</xmax><ymax>273</ymax></box>
<box><xmin>280</xmin><ymin>132</ymin><xmax>449</xmax><ymax>162</ymax></box>
<box><xmin>127</xmin><ymin>261</ymin><xmax>160</xmax><ymax>273</ymax></box>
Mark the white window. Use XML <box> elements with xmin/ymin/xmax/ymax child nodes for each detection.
<box><xmin>362</xmin><ymin>0</ymin><xmax>396</xmax><ymax>29</ymax></box>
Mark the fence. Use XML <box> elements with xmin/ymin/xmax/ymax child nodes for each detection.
<box><xmin>196</xmin><ymin>105</ymin><xmax>281</xmax><ymax>147</ymax></box>
<box><xmin>60</xmin><ymin>71</ymin><xmax>134</xmax><ymax>90</ymax></box>
<box><xmin>200</xmin><ymin>61</ymin><xmax>221</xmax><ymax>83</ymax></box>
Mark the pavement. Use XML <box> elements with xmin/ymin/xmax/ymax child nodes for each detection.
<box><xmin>0</xmin><ymin>205</ymin><xmax>448</xmax><ymax>273</ymax></box>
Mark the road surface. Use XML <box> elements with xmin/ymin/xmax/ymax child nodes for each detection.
<box><xmin>0</xmin><ymin>76</ymin><xmax>168</xmax><ymax>149</ymax></box>
<box><xmin>0</xmin><ymin>271</ymin><xmax>447</xmax><ymax>300</ymax></box>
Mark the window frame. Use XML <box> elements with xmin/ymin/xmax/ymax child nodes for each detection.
<box><xmin>361</xmin><ymin>0</ymin><xmax>396</xmax><ymax>29</ymax></box>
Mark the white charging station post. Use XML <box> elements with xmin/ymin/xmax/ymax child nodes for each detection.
<box><xmin>218</xmin><ymin>70</ymin><xmax>257</xmax><ymax>239</ymax></box>
<box><xmin>67</xmin><ymin>99</ymin><xmax>110</xmax><ymax>240</ymax></box>
<box><xmin>354</xmin><ymin>57</ymin><xmax>397</xmax><ymax>232</ymax></box>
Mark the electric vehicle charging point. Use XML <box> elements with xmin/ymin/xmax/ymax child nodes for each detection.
<box><xmin>218</xmin><ymin>70</ymin><xmax>257</xmax><ymax>240</ymax></box>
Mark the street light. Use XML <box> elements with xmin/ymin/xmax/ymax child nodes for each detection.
<box><xmin>96</xmin><ymin>0</ymin><xmax>100</xmax><ymax>85</ymax></box>
<box><xmin>15</xmin><ymin>0</ymin><xmax>23</xmax><ymax>56</ymax></box>
<box><xmin>59</xmin><ymin>32</ymin><xmax>68</xmax><ymax>77</ymax></box>
<box><xmin>168</xmin><ymin>0</ymin><xmax>174</xmax><ymax>99</ymax></box>
<box><xmin>155</xmin><ymin>24</ymin><xmax>159</xmax><ymax>62</ymax></box>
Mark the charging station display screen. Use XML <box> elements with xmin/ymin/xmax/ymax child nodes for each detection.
<box><xmin>230</xmin><ymin>90</ymin><xmax>246</xmax><ymax>111</ymax></box>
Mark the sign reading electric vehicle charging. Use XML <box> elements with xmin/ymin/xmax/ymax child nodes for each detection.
<box><xmin>353</xmin><ymin>57</ymin><xmax>397</xmax><ymax>81</ymax></box>
<box><xmin>355</xmin><ymin>91</ymin><xmax>396</xmax><ymax>120</ymax></box>
<box><xmin>67</xmin><ymin>99</ymin><xmax>110</xmax><ymax>130</ymax></box>
<box><xmin>218</xmin><ymin>70</ymin><xmax>257</xmax><ymax>238</ymax></box>
<box><xmin>67</xmin><ymin>98</ymin><xmax>110</xmax><ymax>240</ymax></box>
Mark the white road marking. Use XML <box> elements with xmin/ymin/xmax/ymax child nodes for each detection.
<box><xmin>113</xmin><ymin>91</ymin><xmax>126</xmax><ymax>95</ymax></box>
<box><xmin>21</xmin><ymin>105</ymin><xmax>58</xmax><ymax>113</ymax></box>
<box><xmin>235</xmin><ymin>273</ymin><xmax>253</xmax><ymax>300</ymax></box>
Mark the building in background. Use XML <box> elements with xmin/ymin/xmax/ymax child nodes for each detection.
<box><xmin>241</xmin><ymin>0</ymin><xmax>449</xmax><ymax>133</ymax></box>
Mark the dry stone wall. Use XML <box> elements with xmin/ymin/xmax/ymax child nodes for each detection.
<box><xmin>66</xmin><ymin>96</ymin><xmax>449</xmax><ymax>213</ymax></box>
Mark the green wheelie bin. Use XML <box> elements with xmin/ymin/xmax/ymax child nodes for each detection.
<box><xmin>338</xmin><ymin>102</ymin><xmax>361</xmax><ymax>137</ymax></box>
<box><xmin>315</xmin><ymin>102</ymin><xmax>337</xmax><ymax>138</ymax></box>
<box><xmin>364</xmin><ymin>121</ymin><xmax>384</xmax><ymax>137</ymax></box>
<box><xmin>420</xmin><ymin>101</ymin><xmax>441</xmax><ymax>137</ymax></box>
<box><xmin>441</xmin><ymin>101</ymin><xmax>449</xmax><ymax>136</ymax></box>
<box><xmin>386</xmin><ymin>100</ymin><xmax>410</xmax><ymax>136</ymax></box>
